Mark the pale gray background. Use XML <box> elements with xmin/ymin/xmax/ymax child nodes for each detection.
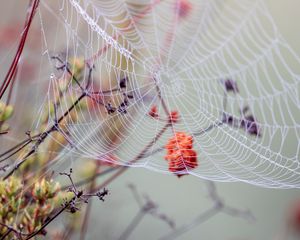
<box><xmin>0</xmin><ymin>1</ymin><xmax>299</xmax><ymax>240</ymax></box>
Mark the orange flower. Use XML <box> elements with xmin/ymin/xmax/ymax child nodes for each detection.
<box><xmin>165</xmin><ymin>132</ymin><xmax>198</xmax><ymax>177</ymax></box>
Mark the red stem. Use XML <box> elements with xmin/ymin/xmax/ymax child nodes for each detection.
<box><xmin>0</xmin><ymin>0</ymin><xmax>40</xmax><ymax>100</ymax></box>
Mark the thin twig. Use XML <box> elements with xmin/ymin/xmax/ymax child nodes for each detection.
<box><xmin>24</xmin><ymin>197</ymin><xmax>74</xmax><ymax>240</ymax></box>
<box><xmin>79</xmin><ymin>164</ymin><xmax>100</xmax><ymax>240</ymax></box>
<box><xmin>0</xmin><ymin>222</ymin><xmax>26</xmax><ymax>239</ymax></box>
<box><xmin>0</xmin><ymin>133</ymin><xmax>40</xmax><ymax>161</ymax></box>
<box><xmin>0</xmin><ymin>229</ymin><xmax>13</xmax><ymax>240</ymax></box>
<box><xmin>0</xmin><ymin>139</ymin><xmax>34</xmax><ymax>163</ymax></box>
<box><xmin>61</xmin><ymin>167</ymin><xmax>120</xmax><ymax>191</ymax></box>
<box><xmin>1</xmin><ymin>59</ymin><xmax>104</xmax><ymax>178</ymax></box>
<box><xmin>3</xmin><ymin>92</ymin><xmax>86</xmax><ymax>180</ymax></box>
<box><xmin>24</xmin><ymin>169</ymin><xmax>109</xmax><ymax>240</ymax></box>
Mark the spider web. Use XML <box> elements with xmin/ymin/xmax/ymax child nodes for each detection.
<box><xmin>30</xmin><ymin>0</ymin><xmax>300</xmax><ymax>188</ymax></box>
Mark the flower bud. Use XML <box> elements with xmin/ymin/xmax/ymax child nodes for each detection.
<box><xmin>0</xmin><ymin>104</ymin><xmax>13</xmax><ymax>121</ymax></box>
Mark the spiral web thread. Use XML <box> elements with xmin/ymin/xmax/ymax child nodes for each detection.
<box><xmin>32</xmin><ymin>0</ymin><xmax>300</xmax><ymax>188</ymax></box>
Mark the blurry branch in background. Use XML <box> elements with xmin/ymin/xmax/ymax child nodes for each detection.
<box><xmin>118</xmin><ymin>184</ymin><xmax>175</xmax><ymax>240</ymax></box>
<box><xmin>159</xmin><ymin>181</ymin><xmax>255</xmax><ymax>240</ymax></box>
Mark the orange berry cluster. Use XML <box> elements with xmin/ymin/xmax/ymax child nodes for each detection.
<box><xmin>165</xmin><ymin>132</ymin><xmax>198</xmax><ymax>177</ymax></box>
